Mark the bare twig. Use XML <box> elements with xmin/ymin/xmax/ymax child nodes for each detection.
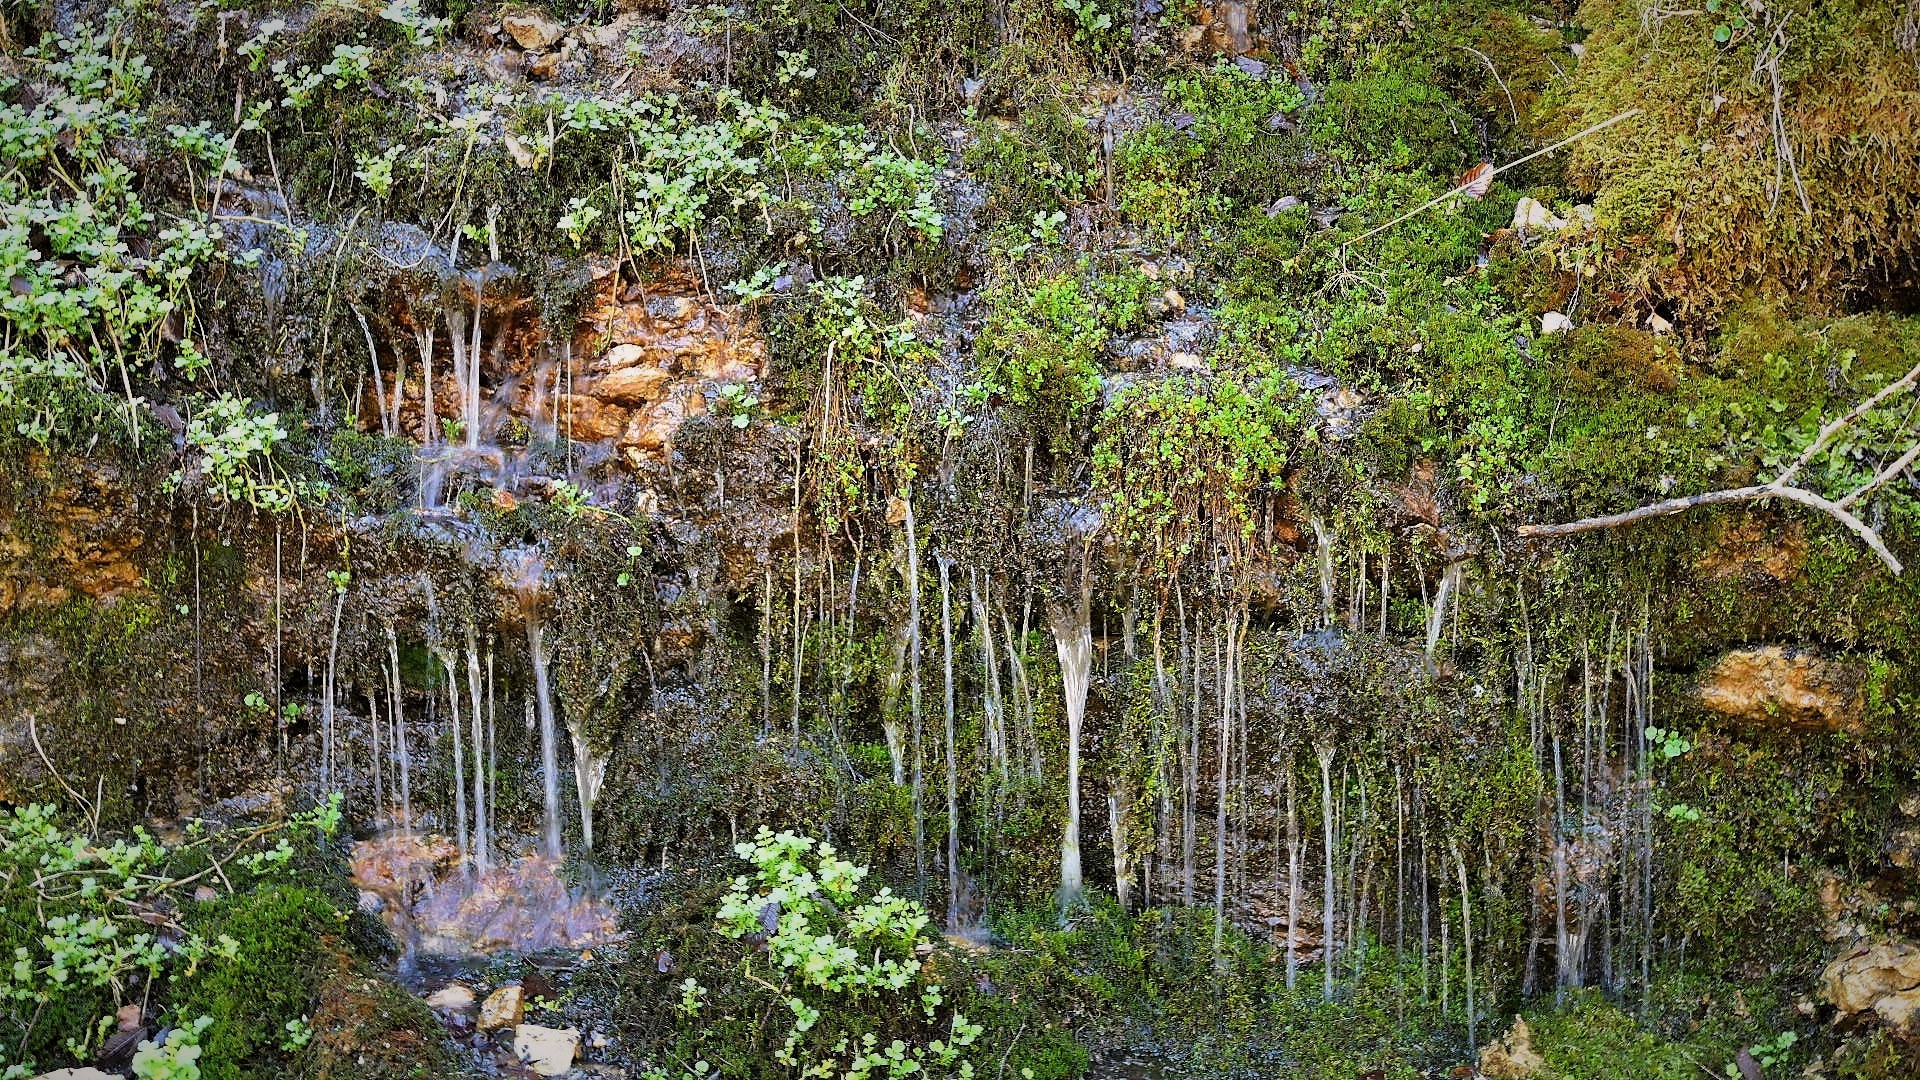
<box><xmin>1519</xmin><ymin>359</ymin><xmax>1920</xmax><ymax>575</ymax></box>
<box><xmin>1344</xmin><ymin>109</ymin><xmax>1641</xmax><ymax>250</ymax></box>
<box><xmin>1460</xmin><ymin>46</ymin><xmax>1518</xmax><ymax>126</ymax></box>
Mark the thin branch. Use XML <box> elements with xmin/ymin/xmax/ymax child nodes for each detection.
<box><xmin>1778</xmin><ymin>359</ymin><xmax>1920</xmax><ymax>486</ymax></box>
<box><xmin>1840</xmin><ymin>442</ymin><xmax>1920</xmax><ymax>509</ymax></box>
<box><xmin>1519</xmin><ymin>363</ymin><xmax>1920</xmax><ymax>574</ymax></box>
<box><xmin>1518</xmin><ymin>485</ymin><xmax>1773</xmax><ymax>537</ymax></box>
<box><xmin>1461</xmin><ymin>46</ymin><xmax>1518</xmax><ymax>126</ymax></box>
<box><xmin>1344</xmin><ymin>109</ymin><xmax>1642</xmax><ymax>250</ymax></box>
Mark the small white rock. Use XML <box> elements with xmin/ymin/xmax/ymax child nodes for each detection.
<box><xmin>514</xmin><ymin>1023</ymin><xmax>582</xmax><ymax>1076</ymax></box>
<box><xmin>1647</xmin><ymin>312</ymin><xmax>1674</xmax><ymax>335</ymax></box>
<box><xmin>426</xmin><ymin>983</ymin><xmax>477</xmax><ymax>1013</ymax></box>
<box><xmin>1541</xmin><ymin>312</ymin><xmax>1573</xmax><ymax>335</ymax></box>
<box><xmin>1512</xmin><ymin>197</ymin><xmax>1568</xmax><ymax>233</ymax></box>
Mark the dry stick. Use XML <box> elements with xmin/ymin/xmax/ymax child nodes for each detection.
<box><xmin>1344</xmin><ymin>109</ymin><xmax>1643</xmax><ymax>251</ymax></box>
<box><xmin>1461</xmin><ymin>45</ymin><xmax>1517</xmax><ymax>126</ymax></box>
<box><xmin>1519</xmin><ymin>358</ymin><xmax>1920</xmax><ymax>575</ymax></box>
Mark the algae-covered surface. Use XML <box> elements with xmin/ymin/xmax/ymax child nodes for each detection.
<box><xmin>3</xmin><ymin>0</ymin><xmax>1920</xmax><ymax>1076</ymax></box>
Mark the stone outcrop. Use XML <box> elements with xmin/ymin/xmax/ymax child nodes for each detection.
<box><xmin>1694</xmin><ymin>516</ymin><xmax>1806</xmax><ymax>583</ymax></box>
<box><xmin>1695</xmin><ymin>646</ymin><xmax>1865</xmax><ymax>731</ymax></box>
<box><xmin>562</xmin><ymin>266</ymin><xmax>765</xmax><ymax>468</ymax></box>
<box><xmin>0</xmin><ymin>456</ymin><xmax>146</xmax><ymax>612</ymax></box>
<box><xmin>1478</xmin><ymin>1015</ymin><xmax>1546</xmax><ymax>1078</ymax></box>
<box><xmin>1822</xmin><ymin>938</ymin><xmax>1920</xmax><ymax>1030</ymax></box>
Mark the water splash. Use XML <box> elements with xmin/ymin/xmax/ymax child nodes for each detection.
<box><xmin>351</xmin><ymin>834</ymin><xmax>620</xmax><ymax>972</ymax></box>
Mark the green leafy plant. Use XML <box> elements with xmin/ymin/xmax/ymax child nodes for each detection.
<box><xmin>170</xmin><ymin>395</ymin><xmax>312</xmax><ymax>512</ymax></box>
<box><xmin>0</xmin><ymin>23</ymin><xmax>230</xmax><ymax>446</ymax></box>
<box><xmin>714</xmin><ymin>383</ymin><xmax>761</xmax><ymax>428</ymax></box>
<box><xmin>0</xmin><ymin>797</ymin><xmax>343</xmax><ymax>1073</ymax></box>
<box><xmin>131</xmin><ymin>1016</ymin><xmax>214</xmax><ymax>1080</ymax></box>
<box><xmin>1727</xmin><ymin>1029</ymin><xmax>1797</xmax><ymax>1076</ymax></box>
<box><xmin>558</xmin><ymin>195</ymin><xmax>604</xmax><ymax>250</ymax></box>
<box><xmin>353</xmin><ymin>147</ymin><xmax>401</xmax><ymax>199</ymax></box>
<box><xmin>1704</xmin><ymin>0</ymin><xmax>1754</xmax><ymax>44</ymax></box>
<box><xmin>657</xmin><ymin>828</ymin><xmax>981</xmax><ymax>1079</ymax></box>
<box><xmin>1646</xmin><ymin>726</ymin><xmax>1693</xmax><ymax>761</ymax></box>
<box><xmin>1058</xmin><ymin>0</ymin><xmax>1121</xmax><ymax>50</ymax></box>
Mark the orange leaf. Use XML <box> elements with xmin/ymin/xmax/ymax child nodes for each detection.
<box><xmin>1458</xmin><ymin>161</ymin><xmax>1495</xmax><ymax>200</ymax></box>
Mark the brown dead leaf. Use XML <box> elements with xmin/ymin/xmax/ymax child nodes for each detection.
<box><xmin>1458</xmin><ymin>161</ymin><xmax>1495</xmax><ymax>200</ymax></box>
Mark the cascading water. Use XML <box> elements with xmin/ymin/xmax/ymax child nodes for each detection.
<box><xmin>512</xmin><ymin>550</ymin><xmax>566</xmax><ymax>863</ymax></box>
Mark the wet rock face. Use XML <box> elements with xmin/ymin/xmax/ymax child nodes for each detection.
<box><xmin>561</xmin><ymin>266</ymin><xmax>764</xmax><ymax>469</ymax></box>
<box><xmin>1695</xmin><ymin>646</ymin><xmax>1865</xmax><ymax>731</ymax></box>
<box><xmin>1478</xmin><ymin>1015</ymin><xmax>1546</xmax><ymax>1078</ymax></box>
<box><xmin>0</xmin><ymin>456</ymin><xmax>146</xmax><ymax>612</ymax></box>
<box><xmin>1823</xmin><ymin>938</ymin><xmax>1920</xmax><ymax>1030</ymax></box>
<box><xmin>1694</xmin><ymin>516</ymin><xmax>1807</xmax><ymax>583</ymax></box>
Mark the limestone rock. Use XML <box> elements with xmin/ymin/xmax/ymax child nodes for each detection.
<box><xmin>1822</xmin><ymin>939</ymin><xmax>1920</xmax><ymax>1029</ymax></box>
<box><xmin>502</xmin><ymin>11</ymin><xmax>566</xmax><ymax>50</ymax></box>
<box><xmin>1696</xmin><ymin>646</ymin><xmax>1865</xmax><ymax>731</ymax></box>
<box><xmin>556</xmin><ymin>395</ymin><xmax>630</xmax><ymax>442</ymax></box>
<box><xmin>592</xmin><ymin>361</ymin><xmax>675</xmax><ymax>406</ymax></box>
<box><xmin>479</xmin><ymin>984</ymin><xmax>526</xmax><ymax>1030</ymax></box>
<box><xmin>1478</xmin><ymin>1015</ymin><xmax>1546</xmax><ymax>1078</ymax></box>
<box><xmin>33</xmin><ymin>1070</ymin><xmax>122</xmax><ymax>1080</ymax></box>
<box><xmin>514</xmin><ymin>1023</ymin><xmax>581</xmax><ymax>1076</ymax></box>
<box><xmin>1512</xmin><ymin>196</ymin><xmax>1567</xmax><ymax>232</ymax></box>
<box><xmin>427</xmin><ymin>983</ymin><xmax>477</xmax><ymax>1013</ymax></box>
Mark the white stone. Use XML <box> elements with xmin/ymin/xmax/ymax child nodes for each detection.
<box><xmin>479</xmin><ymin>984</ymin><xmax>526</xmax><ymax>1030</ymax></box>
<box><xmin>514</xmin><ymin>1023</ymin><xmax>582</xmax><ymax>1076</ymax></box>
<box><xmin>426</xmin><ymin>983</ymin><xmax>477</xmax><ymax>1013</ymax></box>
<box><xmin>1540</xmin><ymin>312</ymin><xmax>1573</xmax><ymax>335</ymax></box>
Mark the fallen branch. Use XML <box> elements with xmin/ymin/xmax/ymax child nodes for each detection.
<box><xmin>1518</xmin><ymin>359</ymin><xmax>1920</xmax><ymax>576</ymax></box>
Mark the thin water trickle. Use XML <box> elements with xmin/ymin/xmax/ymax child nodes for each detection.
<box><xmin>511</xmin><ymin>550</ymin><xmax>566</xmax><ymax>862</ymax></box>
<box><xmin>1049</xmin><ymin>581</ymin><xmax>1091</xmax><ymax>913</ymax></box>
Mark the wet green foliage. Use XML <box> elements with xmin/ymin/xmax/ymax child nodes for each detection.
<box><xmin>0</xmin><ymin>797</ymin><xmax>426</xmax><ymax>1079</ymax></box>
<box><xmin>6</xmin><ymin>0</ymin><xmax>1920</xmax><ymax>1076</ymax></box>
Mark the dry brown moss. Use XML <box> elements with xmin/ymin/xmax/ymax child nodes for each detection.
<box><xmin>1555</xmin><ymin>0</ymin><xmax>1920</xmax><ymax>320</ymax></box>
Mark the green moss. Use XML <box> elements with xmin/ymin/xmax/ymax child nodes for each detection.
<box><xmin>1557</xmin><ymin>0</ymin><xmax>1920</xmax><ymax>316</ymax></box>
<box><xmin>170</xmin><ymin>886</ymin><xmax>339</xmax><ymax>1080</ymax></box>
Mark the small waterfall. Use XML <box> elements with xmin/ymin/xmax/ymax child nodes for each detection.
<box><xmin>466</xmin><ymin>625</ymin><xmax>489</xmax><ymax>871</ymax></box>
<box><xmin>1425</xmin><ymin>560</ymin><xmax>1466</xmax><ymax>670</ymax></box>
<box><xmin>903</xmin><ymin>493</ymin><xmax>925</xmax><ymax>886</ymax></box>
<box><xmin>571</xmin><ymin>725</ymin><xmax>606</xmax><ymax>853</ymax></box>
<box><xmin>512</xmin><ymin>551</ymin><xmax>565</xmax><ymax>862</ymax></box>
<box><xmin>424</xmin><ymin>582</ymin><xmax>467</xmax><ymax>865</ymax></box>
<box><xmin>386</xmin><ymin>625</ymin><xmax>414</xmax><ymax>832</ymax></box>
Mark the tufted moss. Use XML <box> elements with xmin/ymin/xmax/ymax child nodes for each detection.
<box><xmin>1555</xmin><ymin>0</ymin><xmax>1920</xmax><ymax>318</ymax></box>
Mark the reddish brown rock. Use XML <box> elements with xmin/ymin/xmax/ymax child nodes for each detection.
<box><xmin>0</xmin><ymin>455</ymin><xmax>146</xmax><ymax>612</ymax></box>
<box><xmin>1695</xmin><ymin>516</ymin><xmax>1806</xmax><ymax>582</ymax></box>
<box><xmin>555</xmin><ymin>395</ymin><xmax>630</xmax><ymax>442</ymax></box>
<box><xmin>593</xmin><ymin>362</ymin><xmax>675</xmax><ymax>406</ymax></box>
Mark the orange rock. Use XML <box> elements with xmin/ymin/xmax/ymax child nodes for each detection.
<box><xmin>554</xmin><ymin>394</ymin><xmax>630</xmax><ymax>441</ymax></box>
<box><xmin>592</xmin><ymin>363</ymin><xmax>675</xmax><ymax>406</ymax></box>
<box><xmin>1696</xmin><ymin>646</ymin><xmax>1864</xmax><ymax>731</ymax></box>
<box><xmin>620</xmin><ymin>390</ymin><xmax>706</xmax><ymax>454</ymax></box>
